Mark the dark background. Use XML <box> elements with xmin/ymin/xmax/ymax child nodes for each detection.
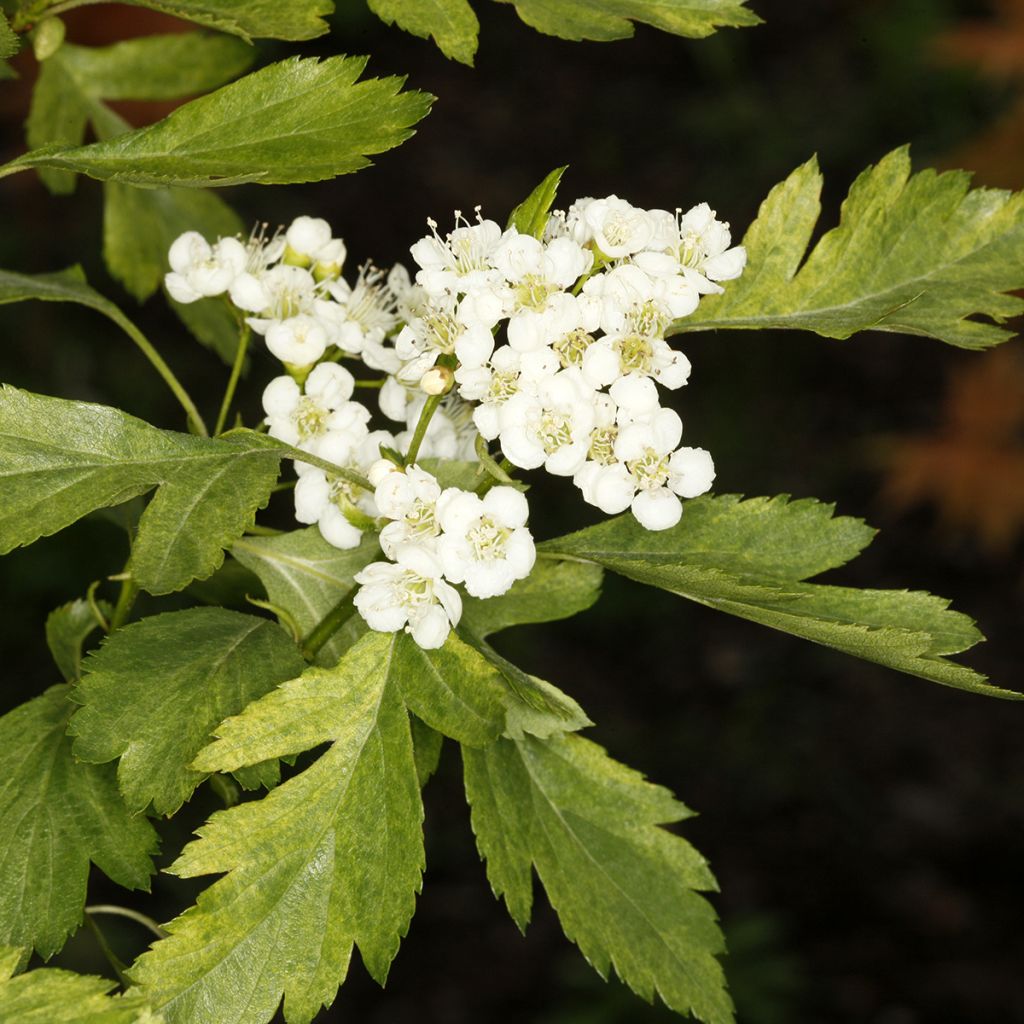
<box><xmin>2</xmin><ymin>1</ymin><xmax>1023</xmax><ymax>1021</ymax></box>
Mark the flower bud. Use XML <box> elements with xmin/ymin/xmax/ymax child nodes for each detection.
<box><xmin>420</xmin><ymin>365</ymin><xmax>454</xmax><ymax>396</ymax></box>
<box><xmin>368</xmin><ymin>458</ymin><xmax>401</xmax><ymax>488</ymax></box>
<box><xmin>33</xmin><ymin>18</ymin><xmax>65</xmax><ymax>61</ymax></box>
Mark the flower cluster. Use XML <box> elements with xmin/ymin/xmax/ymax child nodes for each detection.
<box><xmin>165</xmin><ymin>195</ymin><xmax>745</xmax><ymax>648</ymax></box>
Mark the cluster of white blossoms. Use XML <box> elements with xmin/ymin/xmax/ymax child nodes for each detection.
<box><xmin>165</xmin><ymin>195</ymin><xmax>746</xmax><ymax>648</ymax></box>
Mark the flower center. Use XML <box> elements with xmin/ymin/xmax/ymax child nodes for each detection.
<box><xmin>615</xmin><ymin>334</ymin><xmax>654</xmax><ymax>374</ymax></box>
<box><xmin>421</xmin><ymin>309</ymin><xmax>462</xmax><ymax>353</ymax></box>
<box><xmin>347</xmin><ymin>266</ymin><xmax>398</xmax><ymax>332</ymax></box>
<box><xmin>553</xmin><ymin>327</ymin><xmax>595</xmax><ymax>368</ymax></box>
<box><xmin>588</xmin><ymin>425</ymin><xmax>618</xmax><ymax>465</ymax></box>
<box><xmin>513</xmin><ymin>273</ymin><xmax>556</xmax><ymax>312</ymax></box>
<box><xmin>536</xmin><ymin>409</ymin><xmax>574</xmax><ymax>455</ymax></box>
<box><xmin>486</xmin><ymin>369</ymin><xmax>520</xmax><ymax>404</ymax></box>
<box><xmin>294</xmin><ymin>396</ymin><xmax>329</xmax><ymax>440</ymax></box>
<box><xmin>397</xmin><ymin>570</ymin><xmax>434</xmax><ymax>608</ymax></box>
<box><xmin>405</xmin><ymin>498</ymin><xmax>438</xmax><ymax>539</ymax></box>
<box><xmin>627</xmin><ymin>447</ymin><xmax>671</xmax><ymax>490</ymax></box>
<box><xmin>467</xmin><ymin>515</ymin><xmax>511</xmax><ymax>560</ymax></box>
<box><xmin>625</xmin><ymin>299</ymin><xmax>669</xmax><ymax>338</ymax></box>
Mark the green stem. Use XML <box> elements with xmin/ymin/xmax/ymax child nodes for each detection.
<box><xmin>214</xmin><ymin>324</ymin><xmax>251</xmax><ymax>436</ymax></box>
<box><xmin>14</xmin><ymin>0</ymin><xmax>95</xmax><ymax>27</ymax></box>
<box><xmin>108</xmin><ymin>576</ymin><xmax>138</xmax><ymax>632</ymax></box>
<box><xmin>208</xmin><ymin>773</ymin><xmax>241</xmax><ymax>808</ymax></box>
<box><xmin>85</xmin><ymin>581</ymin><xmax>110</xmax><ymax>632</ymax></box>
<box><xmin>82</xmin><ymin>913</ymin><xmax>129</xmax><ymax>987</ymax></box>
<box><xmin>85</xmin><ymin>904</ymin><xmax>167</xmax><ymax>940</ymax></box>
<box><xmin>404</xmin><ymin>394</ymin><xmax>442</xmax><ymax>466</ymax></box>
<box><xmin>245</xmin><ymin>594</ymin><xmax>303</xmax><ymax>643</ymax></box>
<box><xmin>104</xmin><ymin>308</ymin><xmax>208</xmax><ymax>437</ymax></box>
<box><xmin>473</xmin><ymin>433</ymin><xmax>525</xmax><ymax>493</ymax></box>
<box><xmin>353</xmin><ymin>378</ymin><xmax>385</xmax><ymax>389</ymax></box>
<box><xmin>301</xmin><ymin>588</ymin><xmax>358</xmax><ymax>661</ymax></box>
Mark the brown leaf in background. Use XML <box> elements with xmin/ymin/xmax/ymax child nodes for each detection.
<box><xmin>878</xmin><ymin>347</ymin><xmax>1024</xmax><ymax>555</ymax></box>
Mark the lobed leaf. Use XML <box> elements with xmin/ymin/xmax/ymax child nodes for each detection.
<box><xmin>0</xmin><ymin>387</ymin><xmax>286</xmax><ymax>594</ymax></box>
<box><xmin>0</xmin><ymin>687</ymin><xmax>158</xmax><ymax>959</ymax></box>
<box><xmin>368</xmin><ymin>0</ymin><xmax>479</xmax><ymax>65</ymax></box>
<box><xmin>4</xmin><ymin>56</ymin><xmax>433</xmax><ymax>188</ymax></box>
<box><xmin>497</xmin><ymin>0</ymin><xmax>760</xmax><ymax>42</ymax></box>
<box><xmin>463</xmin><ymin>733</ymin><xmax>733</xmax><ymax>1024</ymax></box>
<box><xmin>133</xmin><ymin>631</ymin><xmax>423</xmax><ymax>1024</ymax></box>
<box><xmin>114</xmin><ymin>0</ymin><xmax>334</xmax><ymax>42</ymax></box>
<box><xmin>0</xmin><ymin>960</ymin><xmax>159</xmax><ymax>1023</ymax></box>
<box><xmin>542</xmin><ymin>495</ymin><xmax>1019</xmax><ymax>699</ymax></box>
<box><xmin>70</xmin><ymin>608</ymin><xmax>305</xmax><ymax>815</ymax></box>
<box><xmin>676</xmin><ymin>147</ymin><xmax>1024</xmax><ymax>349</ymax></box>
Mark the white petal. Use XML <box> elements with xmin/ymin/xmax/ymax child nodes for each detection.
<box><xmin>481</xmin><ymin>486</ymin><xmax>529</xmax><ymax>528</ymax></box>
<box><xmin>410</xmin><ymin>605</ymin><xmax>451</xmax><ymax>649</ymax></box>
<box><xmin>632</xmin><ymin>488</ymin><xmax>682</xmax><ymax>531</ymax></box>
<box><xmin>319</xmin><ymin>505</ymin><xmax>364</xmax><ymax>549</ymax></box>
<box><xmin>669</xmin><ymin>446</ymin><xmax>716</xmax><ymax>498</ymax></box>
<box><xmin>261</xmin><ymin>376</ymin><xmax>300</xmax><ymax>418</ymax></box>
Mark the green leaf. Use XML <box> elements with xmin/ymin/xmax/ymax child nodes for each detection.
<box><xmin>45</xmin><ymin>598</ymin><xmax>112</xmax><ymax>681</ymax></box>
<box><xmin>232</xmin><ymin>528</ymin><xmax>380</xmax><ymax>664</ymax></box>
<box><xmin>133</xmin><ymin>630</ymin><xmax>423</xmax><ymax>1024</ymax></box>
<box><xmin>25</xmin><ymin>55</ymin><xmax>88</xmax><ymax>194</ymax></box>
<box><xmin>0</xmin><ymin>13</ymin><xmax>19</xmax><ymax>60</ymax></box>
<box><xmin>676</xmin><ymin>148</ymin><xmax>1024</xmax><ymax>349</ymax></box>
<box><xmin>390</xmin><ymin>629</ymin><xmax>508</xmax><ymax>745</ymax></box>
<box><xmin>497</xmin><ymin>0</ymin><xmax>759</xmax><ymax>42</ymax></box>
<box><xmin>368</xmin><ymin>0</ymin><xmax>479</xmax><ymax>65</ymax></box>
<box><xmin>59</xmin><ymin>34</ymin><xmax>255</xmax><ymax>101</ymax></box>
<box><xmin>0</xmin><ymin>962</ymin><xmax>159</xmax><ymax>1024</ymax></box>
<box><xmin>111</xmin><ymin>0</ymin><xmax>333</xmax><ymax>42</ymax></box>
<box><xmin>461</xmin><ymin>556</ymin><xmax>603</xmax><ymax>637</ymax></box>
<box><xmin>0</xmin><ymin>687</ymin><xmax>158</xmax><ymax>958</ymax></box>
<box><xmin>542</xmin><ymin>495</ymin><xmax>1020</xmax><ymax>699</ymax></box>
<box><xmin>5</xmin><ymin>56</ymin><xmax>433</xmax><ymax>187</ymax></box>
<box><xmin>69</xmin><ymin>608</ymin><xmax>305</xmax><ymax>815</ymax></box>
<box><xmin>544</xmin><ymin>494</ymin><xmax>876</xmax><ymax>582</ymax></box>
<box><xmin>507</xmin><ymin>166</ymin><xmax>567</xmax><ymax>238</ymax></box>
<box><xmin>410</xmin><ymin>715</ymin><xmax>443</xmax><ymax>786</ymax></box>
<box><xmin>0</xmin><ymin>387</ymin><xmax>285</xmax><ymax>594</ymax></box>
<box><xmin>463</xmin><ymin>733</ymin><xmax>732</xmax><ymax>1024</ymax></box>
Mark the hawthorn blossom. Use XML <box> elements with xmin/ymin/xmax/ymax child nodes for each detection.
<box><xmin>164</xmin><ymin>232</ymin><xmax>246</xmax><ymax>303</ymax></box>
<box><xmin>353</xmin><ymin>545</ymin><xmax>462</xmax><ymax>649</ymax></box>
<box><xmin>410</xmin><ymin>212</ymin><xmax>506</xmax><ymax>297</ymax></box>
<box><xmin>375</xmin><ymin>465</ymin><xmax>443</xmax><ymax>558</ymax></box>
<box><xmin>436</xmin><ymin>487</ymin><xmax>536</xmax><ymax>599</ymax></box>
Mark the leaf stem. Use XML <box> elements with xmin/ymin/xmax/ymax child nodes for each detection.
<box><xmin>301</xmin><ymin>588</ymin><xmax>358</xmax><ymax>661</ymax></box>
<box><xmin>214</xmin><ymin>323</ymin><xmax>251</xmax><ymax>436</ymax></box>
<box><xmin>245</xmin><ymin>595</ymin><xmax>303</xmax><ymax>643</ymax></box>
<box><xmin>108</xmin><ymin>575</ymin><xmax>138</xmax><ymax>631</ymax></box>
<box><xmin>82</xmin><ymin>912</ymin><xmax>129</xmax><ymax>986</ymax></box>
<box><xmin>104</xmin><ymin>307</ymin><xmax>208</xmax><ymax>437</ymax></box>
<box><xmin>85</xmin><ymin>904</ymin><xmax>167</xmax><ymax>940</ymax></box>
<box><xmin>473</xmin><ymin>433</ymin><xmax>526</xmax><ymax>493</ymax></box>
<box><xmin>404</xmin><ymin>393</ymin><xmax>442</xmax><ymax>466</ymax></box>
<box><xmin>85</xmin><ymin>581</ymin><xmax>110</xmax><ymax>632</ymax></box>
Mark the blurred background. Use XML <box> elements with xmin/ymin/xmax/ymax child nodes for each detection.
<box><xmin>2</xmin><ymin>1</ymin><xmax>1024</xmax><ymax>1021</ymax></box>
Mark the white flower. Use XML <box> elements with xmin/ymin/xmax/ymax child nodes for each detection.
<box><xmin>244</xmin><ymin>264</ymin><xmax>319</xmax><ymax>333</ymax></box>
<box><xmin>507</xmin><ymin>290</ymin><xmax>599</xmax><ymax>355</ymax></box>
<box><xmin>394</xmin><ymin>293</ymin><xmax>494</xmax><ymax>385</ymax></box>
<box><xmin>498</xmin><ymin>369</ymin><xmax>596</xmax><ymax>476</ymax></box>
<box><xmin>583</xmin><ymin>263</ymin><xmax>697</xmax><ymax>336</ymax></box>
<box><xmin>575</xmin><ymin>410</ymin><xmax>714</xmax><ymax>530</ymax></box>
<box><xmin>582</xmin><ymin>332</ymin><xmax>692</xmax><ymax>390</ymax></box>
<box><xmin>165</xmin><ymin>232</ymin><xmax>246</xmax><ymax>303</ymax></box>
<box><xmin>410</xmin><ymin>211</ymin><xmax>505</xmax><ymax>297</ymax></box>
<box><xmin>583</xmin><ymin>196</ymin><xmax>655</xmax><ymax>258</ymax></box>
<box><xmin>227</xmin><ymin>225</ymin><xmax>287</xmax><ymax>312</ymax></box>
<box><xmin>318</xmin><ymin>263</ymin><xmax>400</xmax><ymax>355</ymax></box>
<box><xmin>284</xmin><ymin>215</ymin><xmax>346</xmax><ymax>273</ymax></box>
<box><xmin>292</xmin><ymin>431</ymin><xmax>390</xmax><ymax>549</ymax></box>
<box><xmin>264</xmin><ymin>314</ymin><xmax>328</xmax><ymax>367</ymax></box>
<box><xmin>354</xmin><ymin>545</ymin><xmax>462</xmax><ymax>650</ymax></box>
<box><xmin>459</xmin><ymin>345</ymin><xmax>559</xmax><ymax>441</ymax></box>
<box><xmin>262</xmin><ymin>363</ymin><xmax>370</xmax><ymax>462</ymax></box>
<box><xmin>376</xmin><ymin>465</ymin><xmax>443</xmax><ymax>558</ymax></box>
<box><xmin>634</xmin><ymin>203</ymin><xmax>747</xmax><ymax>294</ymax></box>
<box><xmin>436</xmin><ymin>487</ymin><xmax>536</xmax><ymax>599</ymax></box>
<box><xmin>491</xmin><ymin>233</ymin><xmax>591</xmax><ymax>315</ymax></box>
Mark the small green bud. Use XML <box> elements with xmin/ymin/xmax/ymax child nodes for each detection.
<box><xmin>281</xmin><ymin>244</ymin><xmax>311</xmax><ymax>269</ymax></box>
<box><xmin>32</xmin><ymin>17</ymin><xmax>65</xmax><ymax>61</ymax></box>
